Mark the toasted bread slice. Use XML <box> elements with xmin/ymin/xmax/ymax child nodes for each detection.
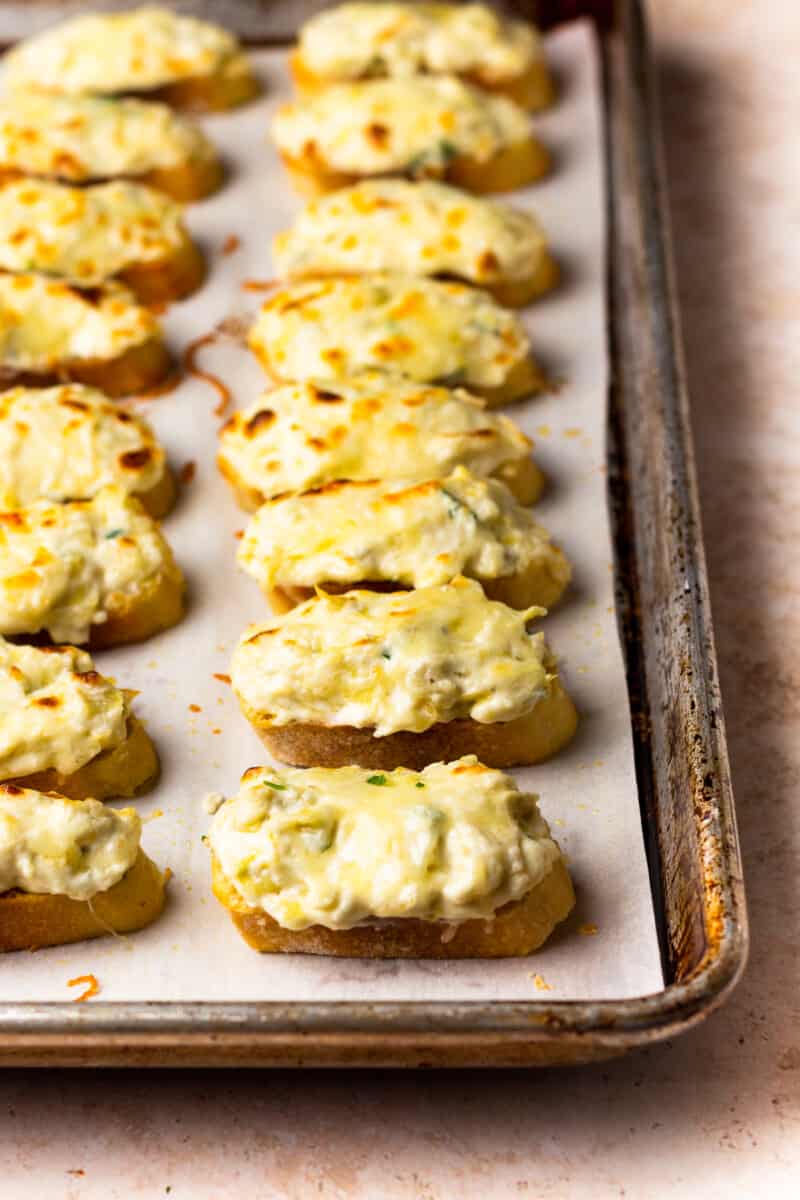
<box><xmin>218</xmin><ymin>376</ymin><xmax>544</xmax><ymax>514</ymax></box>
<box><xmin>231</xmin><ymin>578</ymin><xmax>577</xmax><ymax>770</ymax></box>
<box><xmin>214</xmin><ymin>854</ymin><xmax>573</xmax><ymax>957</ymax></box>
<box><xmin>0</xmin><ymin>642</ymin><xmax>159</xmax><ymax>799</ymax></box>
<box><xmin>4</xmin><ymin>9</ymin><xmax>259</xmax><ymax>112</ymax></box>
<box><xmin>0</xmin><ymin>179</ymin><xmax>205</xmax><ymax>303</ymax></box>
<box><xmin>273</xmin><ymin>75</ymin><xmax>548</xmax><ymax>199</ymax></box>
<box><xmin>240</xmin><ymin>468</ymin><xmax>570</xmax><ymax>611</ymax></box>
<box><xmin>245</xmin><ymin>679</ymin><xmax>578</xmax><ymax>770</ymax></box>
<box><xmin>208</xmin><ymin>756</ymin><xmax>573</xmax><ymax>957</ymax></box>
<box><xmin>0</xmin><ymin>848</ymin><xmax>167</xmax><ymax>953</ymax></box>
<box><xmin>0</xmin><ymin>488</ymin><xmax>185</xmax><ymax>647</ymax></box>
<box><xmin>274</xmin><ymin>180</ymin><xmax>559</xmax><ymax>309</ymax></box>
<box><xmin>9</xmin><ymin>713</ymin><xmax>158</xmax><ymax>801</ymax></box>
<box><xmin>290</xmin><ymin>4</ymin><xmax>554</xmax><ymax>113</ymax></box>
<box><xmin>0</xmin><ymin>384</ymin><xmax>176</xmax><ymax>519</ymax></box>
<box><xmin>0</xmin><ymin>93</ymin><xmax>222</xmax><ymax>203</ymax></box>
<box><xmin>249</xmin><ymin>277</ymin><xmax>545</xmax><ymax>406</ymax></box>
<box><xmin>0</xmin><ymin>276</ymin><xmax>171</xmax><ymax>399</ymax></box>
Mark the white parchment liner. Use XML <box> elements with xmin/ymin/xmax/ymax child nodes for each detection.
<box><xmin>0</xmin><ymin>22</ymin><xmax>663</xmax><ymax>1001</ymax></box>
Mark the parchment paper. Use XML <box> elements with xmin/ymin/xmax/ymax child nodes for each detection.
<box><xmin>0</xmin><ymin>22</ymin><xmax>663</xmax><ymax>1002</ymax></box>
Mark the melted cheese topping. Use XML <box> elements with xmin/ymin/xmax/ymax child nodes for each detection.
<box><xmin>218</xmin><ymin>374</ymin><xmax>532</xmax><ymax>501</ymax></box>
<box><xmin>0</xmin><ymin>486</ymin><xmax>175</xmax><ymax>644</ymax></box>
<box><xmin>0</xmin><ymin>785</ymin><xmax>139</xmax><ymax>900</ymax></box>
<box><xmin>272</xmin><ymin>75</ymin><xmax>530</xmax><ymax>175</ymax></box>
<box><xmin>239</xmin><ymin>466</ymin><xmax>566</xmax><ymax>592</ymax></box>
<box><xmin>274</xmin><ymin>179</ymin><xmax>548</xmax><ymax>287</ymax></box>
<box><xmin>250</xmin><ymin>276</ymin><xmax>529</xmax><ymax>388</ymax></box>
<box><xmin>0</xmin><ymin>384</ymin><xmax>165</xmax><ymax>509</ymax></box>
<box><xmin>0</xmin><ymin>276</ymin><xmax>158</xmax><ymax>372</ymax></box>
<box><xmin>0</xmin><ymin>640</ymin><xmax>128</xmax><ymax>779</ymax></box>
<box><xmin>232</xmin><ymin>576</ymin><xmax>552</xmax><ymax>736</ymax></box>
<box><xmin>297</xmin><ymin>3</ymin><xmax>542</xmax><ymax>85</ymax></box>
<box><xmin>5</xmin><ymin>7</ymin><xmax>247</xmax><ymax>96</ymax></box>
<box><xmin>0</xmin><ymin>93</ymin><xmax>215</xmax><ymax>182</ymax></box>
<box><xmin>0</xmin><ymin>179</ymin><xmax>187</xmax><ymax>286</ymax></box>
<box><xmin>210</xmin><ymin>756</ymin><xmax>562</xmax><ymax>930</ymax></box>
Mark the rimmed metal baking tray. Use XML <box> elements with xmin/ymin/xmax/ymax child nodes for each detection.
<box><xmin>0</xmin><ymin>0</ymin><xmax>747</xmax><ymax>1066</ymax></box>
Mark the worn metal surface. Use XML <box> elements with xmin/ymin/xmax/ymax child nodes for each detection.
<box><xmin>0</xmin><ymin>0</ymin><xmax>748</xmax><ymax>1066</ymax></box>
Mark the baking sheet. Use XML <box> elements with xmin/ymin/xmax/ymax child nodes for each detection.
<box><xmin>0</xmin><ymin>21</ymin><xmax>663</xmax><ymax>1003</ymax></box>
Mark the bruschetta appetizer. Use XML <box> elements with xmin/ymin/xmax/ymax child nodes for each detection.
<box><xmin>0</xmin><ymin>487</ymin><xmax>185</xmax><ymax>647</ymax></box>
<box><xmin>239</xmin><ymin>467</ymin><xmax>570</xmax><ymax>611</ymax></box>
<box><xmin>272</xmin><ymin>75</ymin><xmax>549</xmax><ymax>196</ymax></box>
<box><xmin>0</xmin><ymin>276</ymin><xmax>171</xmax><ymax>398</ymax></box>
<box><xmin>0</xmin><ymin>179</ymin><xmax>205</xmax><ymax>302</ymax></box>
<box><xmin>249</xmin><ymin>276</ymin><xmax>545</xmax><ymax>404</ymax></box>
<box><xmin>218</xmin><ymin>374</ymin><xmax>544</xmax><ymax>511</ymax></box>
<box><xmin>0</xmin><ymin>93</ymin><xmax>222</xmax><ymax>202</ymax></box>
<box><xmin>0</xmin><ymin>639</ymin><xmax>158</xmax><ymax>799</ymax></box>
<box><xmin>4</xmin><ymin>6</ymin><xmax>259</xmax><ymax>111</ymax></box>
<box><xmin>273</xmin><ymin>179</ymin><xmax>558</xmax><ymax>307</ymax></box>
<box><xmin>209</xmin><ymin>757</ymin><xmax>574</xmax><ymax>957</ymax></box>
<box><xmin>0</xmin><ymin>385</ymin><xmax>175</xmax><ymax>518</ymax></box>
<box><xmin>291</xmin><ymin>3</ymin><xmax>554</xmax><ymax>112</ymax></box>
<box><xmin>0</xmin><ymin>784</ymin><xmax>167</xmax><ymax>952</ymax></box>
<box><xmin>231</xmin><ymin>576</ymin><xmax>578</xmax><ymax>770</ymax></box>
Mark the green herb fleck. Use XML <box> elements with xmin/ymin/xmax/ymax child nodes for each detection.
<box><xmin>366</xmin><ymin>774</ymin><xmax>388</xmax><ymax>786</ymax></box>
<box><xmin>264</xmin><ymin>780</ymin><xmax>286</xmax><ymax>791</ymax></box>
<box><xmin>438</xmin><ymin>138</ymin><xmax>458</xmax><ymax>163</ymax></box>
<box><xmin>415</xmin><ymin>781</ymin><xmax>425</xmax><ymax>788</ymax></box>
<box><xmin>380</xmin><ymin>648</ymin><xmax>392</xmax><ymax>659</ymax></box>
<box><xmin>104</xmin><ymin>528</ymin><xmax>124</xmax><ymax>539</ymax></box>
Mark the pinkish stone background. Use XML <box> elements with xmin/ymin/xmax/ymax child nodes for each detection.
<box><xmin>1</xmin><ymin>1</ymin><xmax>799</xmax><ymax>1194</ymax></box>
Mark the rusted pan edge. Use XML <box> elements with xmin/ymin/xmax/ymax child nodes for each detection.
<box><xmin>0</xmin><ymin>0</ymin><xmax>747</xmax><ymax>1065</ymax></box>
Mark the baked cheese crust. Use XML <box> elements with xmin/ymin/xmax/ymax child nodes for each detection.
<box><xmin>273</xmin><ymin>179</ymin><xmax>558</xmax><ymax>306</ymax></box>
<box><xmin>0</xmin><ymin>385</ymin><xmax>171</xmax><ymax>516</ymax></box>
<box><xmin>239</xmin><ymin>467</ymin><xmax>570</xmax><ymax>608</ymax></box>
<box><xmin>232</xmin><ymin>575</ymin><xmax>567</xmax><ymax>737</ymax></box>
<box><xmin>0</xmin><ymin>640</ymin><xmax>126</xmax><ymax>779</ymax></box>
<box><xmin>249</xmin><ymin>276</ymin><xmax>544</xmax><ymax>401</ymax></box>
<box><xmin>293</xmin><ymin>3</ymin><xmax>552</xmax><ymax>108</ymax></box>
<box><xmin>4</xmin><ymin>7</ymin><xmax>258</xmax><ymax>110</ymax></box>
<box><xmin>0</xmin><ymin>275</ymin><xmax>168</xmax><ymax>395</ymax></box>
<box><xmin>0</xmin><ymin>92</ymin><xmax>221</xmax><ymax>198</ymax></box>
<box><xmin>217</xmin><ymin>374</ymin><xmax>542</xmax><ymax>511</ymax></box>
<box><xmin>272</xmin><ymin>75</ymin><xmax>547</xmax><ymax>190</ymax></box>
<box><xmin>0</xmin><ymin>486</ymin><xmax>184</xmax><ymax>646</ymax></box>
<box><xmin>0</xmin><ymin>179</ymin><xmax>203</xmax><ymax>299</ymax></box>
<box><xmin>208</xmin><ymin>756</ymin><xmax>569</xmax><ymax>934</ymax></box>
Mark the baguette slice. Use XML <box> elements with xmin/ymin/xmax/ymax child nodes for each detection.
<box><xmin>4</xmin><ymin>9</ymin><xmax>259</xmax><ymax>112</ymax></box>
<box><xmin>290</xmin><ymin>4</ymin><xmax>554</xmax><ymax>112</ymax></box>
<box><xmin>0</xmin><ymin>93</ymin><xmax>222</xmax><ymax>203</ymax></box>
<box><xmin>249</xmin><ymin>277</ymin><xmax>546</xmax><ymax>406</ymax></box>
<box><xmin>218</xmin><ymin>375</ymin><xmax>544</xmax><ymax>514</ymax></box>
<box><xmin>0</xmin><ymin>849</ymin><xmax>167</xmax><ymax>953</ymax></box>
<box><xmin>0</xmin><ymin>641</ymin><xmax>159</xmax><ymax>799</ymax></box>
<box><xmin>273</xmin><ymin>179</ymin><xmax>558</xmax><ymax>309</ymax></box>
<box><xmin>0</xmin><ymin>785</ymin><xmax>167</xmax><ymax>952</ymax></box>
<box><xmin>0</xmin><ymin>179</ymin><xmax>205</xmax><ymax>303</ymax></box>
<box><xmin>213</xmin><ymin>854</ymin><xmax>573</xmax><ymax>958</ymax></box>
<box><xmin>272</xmin><ymin>76</ymin><xmax>549</xmax><ymax>199</ymax></box>
<box><xmin>231</xmin><ymin>577</ymin><xmax>578</xmax><ymax>770</ymax></box>
<box><xmin>239</xmin><ymin>469</ymin><xmax>571</xmax><ymax>612</ymax></box>
<box><xmin>0</xmin><ymin>384</ymin><xmax>175</xmax><ymax>519</ymax></box>
<box><xmin>0</xmin><ymin>277</ymin><xmax>171</xmax><ymax>399</ymax></box>
<box><xmin>208</xmin><ymin>757</ymin><xmax>574</xmax><ymax>957</ymax></box>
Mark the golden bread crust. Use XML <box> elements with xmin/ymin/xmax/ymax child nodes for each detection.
<box><xmin>0</xmin><ymin>337</ymin><xmax>172</xmax><ymax>400</ymax></box>
<box><xmin>212</xmin><ymin>853</ymin><xmax>574</xmax><ymax>957</ymax></box>
<box><xmin>280</xmin><ymin>134</ymin><xmax>550</xmax><ymax>199</ymax></box>
<box><xmin>118</xmin><ymin>235</ymin><xmax>206</xmax><ymax>304</ymax></box>
<box><xmin>135</xmin><ymin>463</ymin><xmax>177</xmax><ymax>520</ymax></box>
<box><xmin>289</xmin><ymin>50</ymin><xmax>555</xmax><ymax>113</ymax></box>
<box><xmin>244</xmin><ymin>677</ymin><xmax>578</xmax><ymax>770</ymax></box>
<box><xmin>7</xmin><ymin>714</ymin><xmax>159</xmax><ymax>801</ymax></box>
<box><xmin>87</xmin><ymin>554</ymin><xmax>185</xmax><ymax>650</ymax></box>
<box><xmin>0</xmin><ymin>849</ymin><xmax>168</xmax><ymax>952</ymax></box>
